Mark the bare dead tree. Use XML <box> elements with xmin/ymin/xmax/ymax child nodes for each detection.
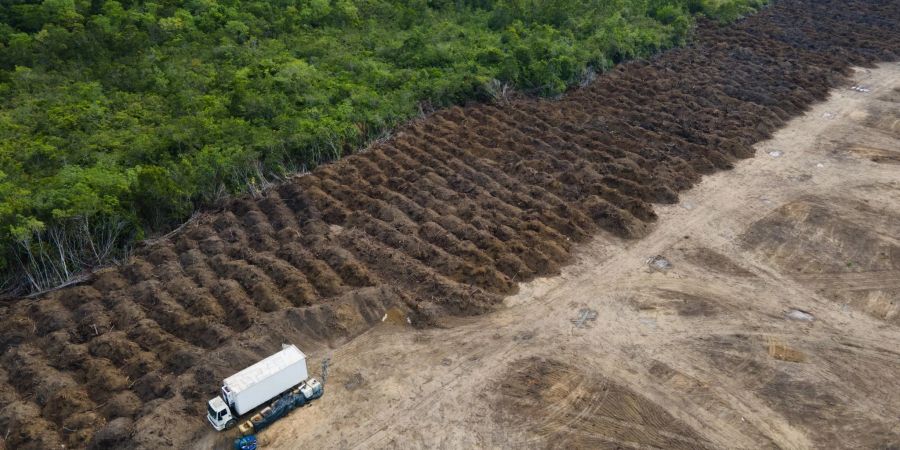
<box><xmin>12</xmin><ymin>215</ymin><xmax>132</xmax><ymax>295</ymax></box>
<box><xmin>579</xmin><ymin>67</ymin><xmax>598</xmax><ymax>88</ymax></box>
<box><xmin>484</xmin><ymin>78</ymin><xmax>514</xmax><ymax>106</ymax></box>
<box><xmin>233</xmin><ymin>159</ymin><xmax>283</xmax><ymax>199</ymax></box>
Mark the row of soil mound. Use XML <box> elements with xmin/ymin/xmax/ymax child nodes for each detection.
<box><xmin>1</xmin><ymin>0</ymin><xmax>899</xmax><ymax>448</ymax></box>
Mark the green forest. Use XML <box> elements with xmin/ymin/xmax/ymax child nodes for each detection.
<box><xmin>0</xmin><ymin>0</ymin><xmax>766</xmax><ymax>293</ymax></box>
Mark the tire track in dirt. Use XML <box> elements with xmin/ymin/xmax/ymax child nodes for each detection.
<box><xmin>1</xmin><ymin>0</ymin><xmax>900</xmax><ymax>448</ymax></box>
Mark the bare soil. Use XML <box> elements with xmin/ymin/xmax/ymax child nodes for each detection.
<box><xmin>1</xmin><ymin>1</ymin><xmax>899</xmax><ymax>448</ymax></box>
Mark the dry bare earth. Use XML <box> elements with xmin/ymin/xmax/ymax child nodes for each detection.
<box><xmin>1</xmin><ymin>0</ymin><xmax>899</xmax><ymax>448</ymax></box>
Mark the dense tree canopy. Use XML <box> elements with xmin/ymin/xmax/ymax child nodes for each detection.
<box><xmin>0</xmin><ymin>0</ymin><xmax>766</xmax><ymax>293</ymax></box>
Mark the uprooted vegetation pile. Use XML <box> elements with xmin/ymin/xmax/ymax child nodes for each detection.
<box><xmin>1</xmin><ymin>0</ymin><xmax>899</xmax><ymax>448</ymax></box>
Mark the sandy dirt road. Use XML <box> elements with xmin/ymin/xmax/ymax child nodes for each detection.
<box><xmin>244</xmin><ymin>64</ymin><xmax>900</xmax><ymax>449</ymax></box>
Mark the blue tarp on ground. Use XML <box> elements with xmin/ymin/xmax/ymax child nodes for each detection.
<box><xmin>234</xmin><ymin>435</ymin><xmax>257</xmax><ymax>450</ymax></box>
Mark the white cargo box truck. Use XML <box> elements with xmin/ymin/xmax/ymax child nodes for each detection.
<box><xmin>207</xmin><ymin>344</ymin><xmax>309</xmax><ymax>430</ymax></box>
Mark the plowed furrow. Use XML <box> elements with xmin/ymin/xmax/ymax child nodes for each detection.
<box><xmin>245</xmin><ymin>252</ymin><xmax>318</xmax><ymax>307</ymax></box>
<box><xmin>1</xmin><ymin>344</ymin><xmax>104</xmax><ymax>447</ymax></box>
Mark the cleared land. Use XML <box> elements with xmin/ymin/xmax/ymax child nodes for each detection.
<box><xmin>257</xmin><ymin>63</ymin><xmax>900</xmax><ymax>449</ymax></box>
<box><xmin>1</xmin><ymin>1</ymin><xmax>899</xmax><ymax>448</ymax></box>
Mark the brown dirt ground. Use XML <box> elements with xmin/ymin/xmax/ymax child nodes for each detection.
<box><xmin>1</xmin><ymin>0</ymin><xmax>899</xmax><ymax>448</ymax></box>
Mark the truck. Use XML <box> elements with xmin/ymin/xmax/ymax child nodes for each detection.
<box><xmin>207</xmin><ymin>344</ymin><xmax>323</xmax><ymax>431</ymax></box>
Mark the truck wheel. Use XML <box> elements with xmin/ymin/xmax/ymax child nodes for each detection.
<box><xmin>226</xmin><ymin>419</ymin><xmax>237</xmax><ymax>430</ymax></box>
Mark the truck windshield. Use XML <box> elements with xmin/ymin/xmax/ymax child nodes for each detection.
<box><xmin>207</xmin><ymin>403</ymin><xmax>218</xmax><ymax>419</ymax></box>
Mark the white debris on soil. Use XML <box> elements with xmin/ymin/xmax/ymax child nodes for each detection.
<box><xmin>647</xmin><ymin>255</ymin><xmax>673</xmax><ymax>272</ymax></box>
<box><xmin>768</xmin><ymin>150</ymin><xmax>783</xmax><ymax>158</ymax></box>
<box><xmin>850</xmin><ymin>85</ymin><xmax>871</xmax><ymax>93</ymax></box>
<box><xmin>638</xmin><ymin>317</ymin><xmax>658</xmax><ymax>330</ymax></box>
<box><xmin>570</xmin><ymin>308</ymin><xmax>598</xmax><ymax>328</ymax></box>
<box><xmin>786</xmin><ymin>309</ymin><xmax>815</xmax><ymax>321</ymax></box>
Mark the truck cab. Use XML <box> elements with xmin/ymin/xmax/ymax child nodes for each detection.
<box><xmin>207</xmin><ymin>396</ymin><xmax>236</xmax><ymax>431</ymax></box>
<box><xmin>299</xmin><ymin>378</ymin><xmax>323</xmax><ymax>400</ymax></box>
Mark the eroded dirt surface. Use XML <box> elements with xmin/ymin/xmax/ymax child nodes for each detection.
<box><xmin>1</xmin><ymin>0</ymin><xmax>899</xmax><ymax>448</ymax></box>
<box><xmin>260</xmin><ymin>63</ymin><xmax>900</xmax><ymax>449</ymax></box>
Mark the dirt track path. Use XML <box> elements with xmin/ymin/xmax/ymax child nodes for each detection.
<box><xmin>258</xmin><ymin>64</ymin><xmax>900</xmax><ymax>449</ymax></box>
